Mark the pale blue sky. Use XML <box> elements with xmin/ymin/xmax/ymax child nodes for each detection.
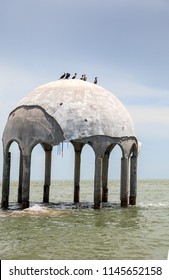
<box><xmin>0</xmin><ymin>0</ymin><xmax>169</xmax><ymax>180</ymax></box>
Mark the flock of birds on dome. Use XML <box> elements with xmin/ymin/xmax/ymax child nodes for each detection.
<box><xmin>59</xmin><ymin>72</ymin><xmax>98</xmax><ymax>84</ymax></box>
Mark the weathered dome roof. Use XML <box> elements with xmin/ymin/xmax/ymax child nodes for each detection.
<box><xmin>17</xmin><ymin>79</ymin><xmax>136</xmax><ymax>140</ymax></box>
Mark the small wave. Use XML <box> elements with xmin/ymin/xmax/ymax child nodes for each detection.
<box><xmin>138</xmin><ymin>202</ymin><xmax>169</xmax><ymax>209</ymax></box>
<box><xmin>20</xmin><ymin>204</ymin><xmax>64</xmax><ymax>216</ymax></box>
<box><xmin>0</xmin><ymin>204</ymin><xmax>64</xmax><ymax>217</ymax></box>
<box><xmin>23</xmin><ymin>204</ymin><xmax>49</xmax><ymax>213</ymax></box>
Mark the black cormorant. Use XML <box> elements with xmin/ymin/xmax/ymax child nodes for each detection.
<box><xmin>72</xmin><ymin>73</ymin><xmax>77</xmax><ymax>79</ymax></box>
<box><xmin>94</xmin><ymin>77</ymin><xmax>98</xmax><ymax>84</ymax></box>
<box><xmin>65</xmin><ymin>73</ymin><xmax>70</xmax><ymax>79</ymax></box>
<box><xmin>83</xmin><ymin>74</ymin><xmax>87</xmax><ymax>81</ymax></box>
<box><xmin>59</xmin><ymin>73</ymin><xmax>66</xmax><ymax>79</ymax></box>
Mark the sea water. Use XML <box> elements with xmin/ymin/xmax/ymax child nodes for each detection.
<box><xmin>0</xmin><ymin>180</ymin><xmax>168</xmax><ymax>260</ymax></box>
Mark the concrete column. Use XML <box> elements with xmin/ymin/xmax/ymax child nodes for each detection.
<box><xmin>102</xmin><ymin>152</ymin><xmax>109</xmax><ymax>202</ymax></box>
<box><xmin>94</xmin><ymin>155</ymin><xmax>103</xmax><ymax>209</ymax></box>
<box><xmin>73</xmin><ymin>143</ymin><xmax>83</xmax><ymax>203</ymax></box>
<box><xmin>18</xmin><ymin>151</ymin><xmax>23</xmax><ymax>203</ymax></box>
<box><xmin>22</xmin><ymin>154</ymin><xmax>31</xmax><ymax>209</ymax></box>
<box><xmin>1</xmin><ymin>151</ymin><xmax>11</xmax><ymax>209</ymax></box>
<box><xmin>129</xmin><ymin>155</ymin><xmax>137</xmax><ymax>205</ymax></box>
<box><xmin>74</xmin><ymin>150</ymin><xmax>81</xmax><ymax>203</ymax></box>
<box><xmin>120</xmin><ymin>156</ymin><xmax>129</xmax><ymax>207</ymax></box>
<box><xmin>43</xmin><ymin>148</ymin><xmax>52</xmax><ymax>203</ymax></box>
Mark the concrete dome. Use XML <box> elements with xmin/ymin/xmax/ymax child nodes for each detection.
<box><xmin>17</xmin><ymin>79</ymin><xmax>136</xmax><ymax>141</ymax></box>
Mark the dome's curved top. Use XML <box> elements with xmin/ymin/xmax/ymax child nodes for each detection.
<box><xmin>17</xmin><ymin>79</ymin><xmax>136</xmax><ymax>140</ymax></box>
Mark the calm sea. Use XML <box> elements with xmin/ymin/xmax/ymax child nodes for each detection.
<box><xmin>0</xmin><ymin>180</ymin><xmax>168</xmax><ymax>260</ymax></box>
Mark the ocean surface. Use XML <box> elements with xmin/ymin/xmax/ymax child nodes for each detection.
<box><xmin>0</xmin><ymin>180</ymin><xmax>168</xmax><ymax>260</ymax></box>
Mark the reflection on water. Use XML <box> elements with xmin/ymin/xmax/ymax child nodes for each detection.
<box><xmin>0</xmin><ymin>180</ymin><xmax>169</xmax><ymax>260</ymax></box>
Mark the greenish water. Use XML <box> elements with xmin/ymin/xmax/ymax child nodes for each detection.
<box><xmin>0</xmin><ymin>180</ymin><xmax>168</xmax><ymax>260</ymax></box>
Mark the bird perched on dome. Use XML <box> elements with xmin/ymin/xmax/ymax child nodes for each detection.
<box><xmin>94</xmin><ymin>77</ymin><xmax>98</xmax><ymax>84</ymax></box>
<box><xmin>59</xmin><ymin>73</ymin><xmax>66</xmax><ymax>79</ymax></box>
<box><xmin>65</xmin><ymin>73</ymin><xmax>70</xmax><ymax>79</ymax></box>
<box><xmin>72</xmin><ymin>73</ymin><xmax>77</xmax><ymax>79</ymax></box>
<box><xmin>83</xmin><ymin>74</ymin><xmax>87</xmax><ymax>81</ymax></box>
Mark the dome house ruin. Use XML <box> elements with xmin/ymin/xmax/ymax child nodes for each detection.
<box><xmin>1</xmin><ymin>79</ymin><xmax>138</xmax><ymax>209</ymax></box>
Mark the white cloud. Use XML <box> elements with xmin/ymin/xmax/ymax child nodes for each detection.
<box><xmin>129</xmin><ymin>106</ymin><xmax>169</xmax><ymax>125</ymax></box>
<box><xmin>128</xmin><ymin>105</ymin><xmax>169</xmax><ymax>142</ymax></box>
<box><xmin>106</xmin><ymin>76</ymin><xmax>169</xmax><ymax>145</ymax></box>
<box><xmin>110</xmin><ymin>78</ymin><xmax>169</xmax><ymax>108</ymax></box>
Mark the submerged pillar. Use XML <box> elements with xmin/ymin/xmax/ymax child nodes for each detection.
<box><xmin>1</xmin><ymin>151</ymin><xmax>11</xmax><ymax>209</ymax></box>
<box><xmin>94</xmin><ymin>155</ymin><xmax>103</xmax><ymax>209</ymax></box>
<box><xmin>18</xmin><ymin>151</ymin><xmax>23</xmax><ymax>203</ymax></box>
<box><xmin>43</xmin><ymin>148</ymin><xmax>52</xmax><ymax>203</ymax></box>
<box><xmin>22</xmin><ymin>154</ymin><xmax>31</xmax><ymax>209</ymax></box>
<box><xmin>102</xmin><ymin>152</ymin><xmax>109</xmax><ymax>202</ymax></box>
<box><xmin>129</xmin><ymin>155</ymin><xmax>137</xmax><ymax>205</ymax></box>
<box><xmin>73</xmin><ymin>143</ymin><xmax>84</xmax><ymax>203</ymax></box>
<box><xmin>120</xmin><ymin>156</ymin><xmax>129</xmax><ymax>207</ymax></box>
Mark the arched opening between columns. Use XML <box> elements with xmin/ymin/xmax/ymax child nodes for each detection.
<box><xmin>51</xmin><ymin>142</ymin><xmax>74</xmax><ymax>180</ymax></box>
<box><xmin>105</xmin><ymin>144</ymin><xmax>123</xmax><ymax>204</ymax></box>
<box><xmin>50</xmin><ymin>142</ymin><xmax>74</xmax><ymax>203</ymax></box>
<box><xmin>2</xmin><ymin>141</ymin><xmax>21</xmax><ymax>206</ymax></box>
<box><xmin>74</xmin><ymin>143</ymin><xmax>95</xmax><ymax>203</ymax></box>
<box><xmin>30</xmin><ymin>143</ymin><xmax>45</xmax><ymax>203</ymax></box>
